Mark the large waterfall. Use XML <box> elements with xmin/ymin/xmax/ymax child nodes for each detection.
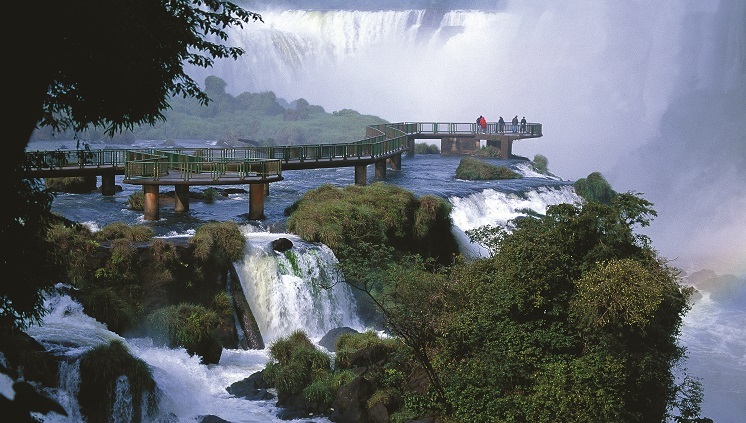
<box><xmin>191</xmin><ymin>2</ymin><xmax>746</xmax><ymax>277</ymax></box>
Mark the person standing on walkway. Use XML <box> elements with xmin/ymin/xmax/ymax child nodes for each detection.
<box><xmin>479</xmin><ymin>115</ymin><xmax>487</xmax><ymax>133</ymax></box>
<box><xmin>512</xmin><ymin>115</ymin><xmax>519</xmax><ymax>133</ymax></box>
<box><xmin>498</xmin><ymin>116</ymin><xmax>505</xmax><ymax>133</ymax></box>
<box><xmin>476</xmin><ymin>115</ymin><xmax>483</xmax><ymax>133</ymax></box>
<box><xmin>520</xmin><ymin>116</ymin><xmax>526</xmax><ymax>133</ymax></box>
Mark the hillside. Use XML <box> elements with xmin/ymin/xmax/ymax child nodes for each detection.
<box><xmin>30</xmin><ymin>75</ymin><xmax>389</xmax><ymax>147</ymax></box>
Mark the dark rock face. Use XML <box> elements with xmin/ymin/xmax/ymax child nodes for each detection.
<box><xmin>271</xmin><ymin>237</ymin><xmax>294</xmax><ymax>252</ymax></box>
<box><xmin>198</xmin><ymin>415</ymin><xmax>231</xmax><ymax>423</ymax></box>
<box><xmin>329</xmin><ymin>376</ymin><xmax>375</xmax><ymax>423</ymax></box>
<box><xmin>226</xmin><ymin>371</ymin><xmax>274</xmax><ymax>401</ymax></box>
<box><xmin>318</xmin><ymin>327</ymin><xmax>359</xmax><ymax>352</ymax></box>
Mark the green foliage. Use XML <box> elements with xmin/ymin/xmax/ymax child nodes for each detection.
<box><xmin>455</xmin><ymin>156</ymin><xmax>522</xmax><ymax>180</ymax></box>
<box><xmin>203</xmin><ymin>187</ymin><xmax>219</xmax><ymax>204</ymax></box>
<box><xmin>190</xmin><ymin>221</ymin><xmax>246</xmax><ymax>263</ymax></box>
<box><xmin>472</xmin><ymin>145</ymin><xmax>501</xmax><ymax>158</ymax></box>
<box><xmin>533</xmin><ymin>154</ymin><xmax>549</xmax><ymax>174</ymax></box>
<box><xmin>425</xmin><ymin>192</ymin><xmax>698</xmax><ymax>422</ymax></box>
<box><xmin>264</xmin><ymin>330</ymin><xmax>332</xmax><ymax>402</ymax></box>
<box><xmin>78</xmin><ymin>340</ymin><xmax>157</xmax><ymax>423</ymax></box>
<box><xmin>43</xmin><ymin>175</ymin><xmax>97</xmax><ymax>193</ymax></box>
<box><xmin>46</xmin><ymin>222</ymin><xmax>99</xmax><ymax>286</ymax></box>
<box><xmin>464</xmin><ymin>224</ymin><xmax>508</xmax><ymax>257</ymax></box>
<box><xmin>414</xmin><ymin>142</ymin><xmax>440</xmax><ymax>154</ymax></box>
<box><xmin>145</xmin><ymin>303</ymin><xmax>224</xmax><ymax>362</ymax></box>
<box><xmin>94</xmin><ymin>222</ymin><xmax>154</xmax><ymax>242</ymax></box>
<box><xmin>286</xmin><ymin>183</ymin><xmax>459</xmax><ymax>265</ymax></box>
<box><xmin>128</xmin><ymin>191</ymin><xmax>145</xmax><ymax>211</ymax></box>
<box><xmin>573</xmin><ymin>171</ymin><xmax>617</xmax><ymax>205</ymax></box>
<box><xmin>78</xmin><ymin>286</ymin><xmax>138</xmax><ymax>334</ymax></box>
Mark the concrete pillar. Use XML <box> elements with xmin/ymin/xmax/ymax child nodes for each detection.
<box><xmin>249</xmin><ymin>183</ymin><xmax>265</xmax><ymax>220</ymax></box>
<box><xmin>101</xmin><ymin>173</ymin><xmax>116</xmax><ymax>196</ymax></box>
<box><xmin>143</xmin><ymin>184</ymin><xmax>160</xmax><ymax>221</ymax></box>
<box><xmin>407</xmin><ymin>138</ymin><xmax>415</xmax><ymax>157</ymax></box>
<box><xmin>500</xmin><ymin>138</ymin><xmax>513</xmax><ymax>159</ymax></box>
<box><xmin>355</xmin><ymin>164</ymin><xmax>367</xmax><ymax>186</ymax></box>
<box><xmin>174</xmin><ymin>185</ymin><xmax>190</xmax><ymax>213</ymax></box>
<box><xmin>389</xmin><ymin>153</ymin><xmax>402</xmax><ymax>171</ymax></box>
<box><xmin>375</xmin><ymin>160</ymin><xmax>387</xmax><ymax>178</ymax></box>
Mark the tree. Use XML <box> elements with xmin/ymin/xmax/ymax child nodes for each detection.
<box><xmin>3</xmin><ymin>0</ymin><xmax>261</xmax><ymax>332</ymax></box>
<box><xmin>3</xmin><ymin>2</ymin><xmax>261</xmax><ymax>418</ymax></box>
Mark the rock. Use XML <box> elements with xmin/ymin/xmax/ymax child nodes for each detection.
<box><xmin>329</xmin><ymin>376</ymin><xmax>374</xmax><ymax>423</ymax></box>
<box><xmin>318</xmin><ymin>327</ymin><xmax>359</xmax><ymax>352</ymax></box>
<box><xmin>226</xmin><ymin>371</ymin><xmax>274</xmax><ymax>401</ymax></box>
<box><xmin>271</xmin><ymin>237</ymin><xmax>294</xmax><ymax>252</ymax></box>
<box><xmin>198</xmin><ymin>415</ymin><xmax>231</xmax><ymax>423</ymax></box>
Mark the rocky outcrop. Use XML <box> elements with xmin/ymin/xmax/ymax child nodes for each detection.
<box><xmin>318</xmin><ymin>327</ymin><xmax>359</xmax><ymax>352</ymax></box>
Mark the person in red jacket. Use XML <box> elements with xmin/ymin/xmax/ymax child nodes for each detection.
<box><xmin>479</xmin><ymin>115</ymin><xmax>487</xmax><ymax>133</ymax></box>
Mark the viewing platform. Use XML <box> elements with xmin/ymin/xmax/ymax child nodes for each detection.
<box><xmin>24</xmin><ymin>121</ymin><xmax>542</xmax><ymax>220</ymax></box>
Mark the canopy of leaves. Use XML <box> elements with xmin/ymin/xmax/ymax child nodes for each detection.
<box><xmin>573</xmin><ymin>171</ymin><xmax>617</xmax><ymax>205</ymax></box>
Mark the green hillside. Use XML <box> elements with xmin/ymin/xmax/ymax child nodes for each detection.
<box><xmin>31</xmin><ymin>75</ymin><xmax>389</xmax><ymax>147</ymax></box>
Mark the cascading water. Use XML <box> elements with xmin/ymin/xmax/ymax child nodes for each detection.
<box><xmin>235</xmin><ymin>226</ymin><xmax>366</xmax><ymax>345</ymax></box>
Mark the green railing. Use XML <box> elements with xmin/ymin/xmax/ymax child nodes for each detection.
<box><xmin>124</xmin><ymin>150</ymin><xmax>282</xmax><ymax>181</ymax></box>
<box><xmin>24</xmin><ymin>121</ymin><xmax>541</xmax><ymax>183</ymax></box>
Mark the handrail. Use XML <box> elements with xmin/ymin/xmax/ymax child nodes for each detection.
<box><xmin>24</xmin><ymin>121</ymin><xmax>541</xmax><ymax>182</ymax></box>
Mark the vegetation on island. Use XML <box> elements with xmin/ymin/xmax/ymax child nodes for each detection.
<box><xmin>455</xmin><ymin>156</ymin><xmax>522</xmax><ymax>180</ymax></box>
<box><xmin>3</xmin><ymin>1</ymin><xmax>709</xmax><ymax>422</ymax></box>
<box><xmin>574</xmin><ymin>171</ymin><xmax>618</xmax><ymax>205</ymax></box>
<box><xmin>414</xmin><ymin>142</ymin><xmax>440</xmax><ymax>154</ymax></box>
<box><xmin>272</xmin><ymin>190</ymin><xmax>709</xmax><ymax>422</ymax></box>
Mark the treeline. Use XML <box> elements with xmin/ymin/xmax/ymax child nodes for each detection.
<box><xmin>30</xmin><ymin>75</ymin><xmax>389</xmax><ymax>147</ymax></box>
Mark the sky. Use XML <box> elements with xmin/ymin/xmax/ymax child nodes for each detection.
<box><xmin>191</xmin><ymin>0</ymin><xmax>745</xmax><ymax>275</ymax></box>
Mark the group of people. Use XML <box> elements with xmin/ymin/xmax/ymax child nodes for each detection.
<box><xmin>478</xmin><ymin>115</ymin><xmax>528</xmax><ymax>134</ymax></box>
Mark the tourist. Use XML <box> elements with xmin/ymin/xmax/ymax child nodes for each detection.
<box><xmin>498</xmin><ymin>116</ymin><xmax>505</xmax><ymax>133</ymax></box>
<box><xmin>512</xmin><ymin>115</ymin><xmax>518</xmax><ymax>133</ymax></box>
<box><xmin>520</xmin><ymin>116</ymin><xmax>527</xmax><ymax>133</ymax></box>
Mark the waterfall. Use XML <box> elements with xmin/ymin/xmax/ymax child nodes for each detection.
<box><xmin>449</xmin><ymin>185</ymin><xmax>582</xmax><ymax>259</ymax></box>
<box><xmin>235</xmin><ymin>226</ymin><xmax>366</xmax><ymax>345</ymax></box>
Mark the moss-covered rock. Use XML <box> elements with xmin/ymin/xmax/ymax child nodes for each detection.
<box><xmin>455</xmin><ymin>156</ymin><xmax>522</xmax><ymax>180</ymax></box>
<box><xmin>78</xmin><ymin>340</ymin><xmax>157</xmax><ymax>423</ymax></box>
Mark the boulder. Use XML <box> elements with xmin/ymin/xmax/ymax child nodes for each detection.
<box><xmin>318</xmin><ymin>327</ymin><xmax>359</xmax><ymax>352</ymax></box>
<box><xmin>271</xmin><ymin>237</ymin><xmax>294</xmax><ymax>252</ymax></box>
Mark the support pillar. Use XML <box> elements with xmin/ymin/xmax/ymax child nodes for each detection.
<box><xmin>174</xmin><ymin>185</ymin><xmax>190</xmax><ymax>213</ymax></box>
<box><xmin>143</xmin><ymin>184</ymin><xmax>160</xmax><ymax>221</ymax></box>
<box><xmin>500</xmin><ymin>138</ymin><xmax>513</xmax><ymax>159</ymax></box>
<box><xmin>389</xmin><ymin>153</ymin><xmax>401</xmax><ymax>171</ymax></box>
<box><xmin>101</xmin><ymin>173</ymin><xmax>116</xmax><ymax>196</ymax></box>
<box><xmin>264</xmin><ymin>183</ymin><xmax>269</xmax><ymax>196</ymax></box>
<box><xmin>375</xmin><ymin>160</ymin><xmax>386</xmax><ymax>179</ymax></box>
<box><xmin>354</xmin><ymin>164</ymin><xmax>367</xmax><ymax>186</ymax></box>
<box><xmin>407</xmin><ymin>138</ymin><xmax>415</xmax><ymax>157</ymax></box>
<box><xmin>249</xmin><ymin>183</ymin><xmax>265</xmax><ymax>220</ymax></box>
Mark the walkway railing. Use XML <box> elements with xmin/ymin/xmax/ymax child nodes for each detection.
<box><xmin>24</xmin><ymin>121</ymin><xmax>541</xmax><ymax>182</ymax></box>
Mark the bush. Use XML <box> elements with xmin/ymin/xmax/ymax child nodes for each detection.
<box><xmin>533</xmin><ymin>154</ymin><xmax>549</xmax><ymax>174</ymax></box>
<box><xmin>573</xmin><ymin>171</ymin><xmax>617</xmax><ymax>204</ymax></box>
<box><xmin>414</xmin><ymin>142</ymin><xmax>440</xmax><ymax>154</ymax></box>
<box><xmin>264</xmin><ymin>330</ymin><xmax>333</xmax><ymax>405</ymax></box>
<box><xmin>44</xmin><ymin>175</ymin><xmax>97</xmax><ymax>193</ymax></box>
<box><xmin>455</xmin><ymin>157</ymin><xmax>521</xmax><ymax>180</ymax></box>
<box><xmin>78</xmin><ymin>340</ymin><xmax>157</xmax><ymax>423</ymax></box>
<box><xmin>128</xmin><ymin>191</ymin><xmax>144</xmax><ymax>210</ymax></box>
<box><xmin>94</xmin><ymin>222</ymin><xmax>154</xmax><ymax>242</ymax></box>
<box><xmin>190</xmin><ymin>221</ymin><xmax>245</xmax><ymax>263</ymax></box>
<box><xmin>145</xmin><ymin>303</ymin><xmax>224</xmax><ymax>364</ymax></box>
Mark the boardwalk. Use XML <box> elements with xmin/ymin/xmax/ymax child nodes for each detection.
<box><xmin>24</xmin><ymin>121</ymin><xmax>542</xmax><ymax>220</ymax></box>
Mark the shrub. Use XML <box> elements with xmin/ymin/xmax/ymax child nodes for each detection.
<box><xmin>94</xmin><ymin>222</ymin><xmax>154</xmax><ymax>242</ymax></box>
<box><xmin>145</xmin><ymin>303</ymin><xmax>224</xmax><ymax>363</ymax></box>
<box><xmin>533</xmin><ymin>154</ymin><xmax>549</xmax><ymax>174</ymax></box>
<box><xmin>264</xmin><ymin>330</ymin><xmax>332</xmax><ymax>402</ymax></box>
<box><xmin>203</xmin><ymin>187</ymin><xmax>219</xmax><ymax>204</ymax></box>
<box><xmin>472</xmin><ymin>146</ymin><xmax>501</xmax><ymax>158</ymax></box>
<box><xmin>190</xmin><ymin>221</ymin><xmax>245</xmax><ymax>263</ymax></box>
<box><xmin>414</xmin><ymin>142</ymin><xmax>440</xmax><ymax>154</ymax></box>
<box><xmin>455</xmin><ymin>157</ymin><xmax>521</xmax><ymax>180</ymax></box>
<box><xmin>128</xmin><ymin>191</ymin><xmax>144</xmax><ymax>210</ymax></box>
<box><xmin>78</xmin><ymin>340</ymin><xmax>157</xmax><ymax>423</ymax></box>
<box><xmin>44</xmin><ymin>175</ymin><xmax>97</xmax><ymax>193</ymax></box>
<box><xmin>573</xmin><ymin>171</ymin><xmax>617</xmax><ymax>205</ymax></box>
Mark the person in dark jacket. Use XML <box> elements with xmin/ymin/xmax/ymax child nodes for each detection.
<box><xmin>512</xmin><ymin>115</ymin><xmax>519</xmax><ymax>133</ymax></box>
<box><xmin>498</xmin><ymin>116</ymin><xmax>505</xmax><ymax>133</ymax></box>
<box><xmin>520</xmin><ymin>116</ymin><xmax>527</xmax><ymax>133</ymax></box>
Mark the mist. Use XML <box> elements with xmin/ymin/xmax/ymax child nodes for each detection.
<box><xmin>189</xmin><ymin>0</ymin><xmax>745</xmax><ymax>275</ymax></box>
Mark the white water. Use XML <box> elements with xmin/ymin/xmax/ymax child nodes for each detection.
<box><xmin>192</xmin><ymin>2</ymin><xmax>746</xmax><ymax>278</ymax></box>
<box><xmin>236</xmin><ymin>227</ymin><xmax>366</xmax><ymax>345</ymax></box>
